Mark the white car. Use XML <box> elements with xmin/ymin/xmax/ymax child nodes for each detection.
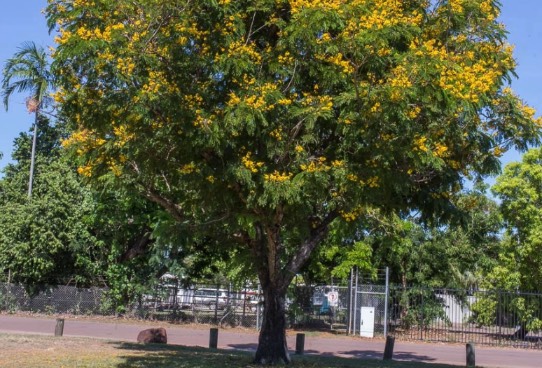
<box><xmin>192</xmin><ymin>288</ymin><xmax>229</xmax><ymax>309</ymax></box>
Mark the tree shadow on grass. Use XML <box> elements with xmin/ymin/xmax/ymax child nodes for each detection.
<box><xmin>109</xmin><ymin>342</ymin><xmax>256</xmax><ymax>368</ymax></box>
<box><xmin>109</xmin><ymin>342</ymin><xmax>460</xmax><ymax>368</ymax></box>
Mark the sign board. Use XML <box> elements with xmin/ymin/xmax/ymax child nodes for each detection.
<box><xmin>327</xmin><ymin>291</ymin><xmax>339</xmax><ymax>307</ymax></box>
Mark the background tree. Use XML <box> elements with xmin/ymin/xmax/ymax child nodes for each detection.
<box><xmin>475</xmin><ymin>147</ymin><xmax>542</xmax><ymax>338</ymax></box>
<box><xmin>47</xmin><ymin>0</ymin><xmax>541</xmax><ymax>363</ymax></box>
<box><xmin>0</xmin><ymin>118</ymin><xmax>100</xmax><ymax>292</ymax></box>
<box><xmin>2</xmin><ymin>41</ymin><xmax>55</xmax><ymax>198</ymax></box>
<box><xmin>309</xmin><ymin>187</ymin><xmax>502</xmax><ymax>289</ymax></box>
<box><xmin>492</xmin><ymin>147</ymin><xmax>542</xmax><ymax>292</ymax></box>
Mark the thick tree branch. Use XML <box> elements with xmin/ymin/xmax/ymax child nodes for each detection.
<box><xmin>119</xmin><ymin>231</ymin><xmax>153</xmax><ymax>262</ymax></box>
<box><xmin>281</xmin><ymin>210</ymin><xmax>339</xmax><ymax>290</ymax></box>
<box><xmin>143</xmin><ymin>186</ymin><xmax>184</xmax><ymax>222</ymax></box>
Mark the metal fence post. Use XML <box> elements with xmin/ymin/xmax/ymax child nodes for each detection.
<box><xmin>347</xmin><ymin>268</ymin><xmax>353</xmax><ymax>335</ymax></box>
<box><xmin>353</xmin><ymin>267</ymin><xmax>359</xmax><ymax>335</ymax></box>
<box><xmin>383</xmin><ymin>266</ymin><xmax>389</xmax><ymax>337</ymax></box>
<box><xmin>256</xmin><ymin>284</ymin><xmax>261</xmax><ymax>331</ymax></box>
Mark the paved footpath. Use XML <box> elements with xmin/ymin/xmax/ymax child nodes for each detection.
<box><xmin>1</xmin><ymin>315</ymin><xmax>541</xmax><ymax>367</ymax></box>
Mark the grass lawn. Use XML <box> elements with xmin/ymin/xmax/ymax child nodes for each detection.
<box><xmin>0</xmin><ymin>333</ymin><xmax>459</xmax><ymax>368</ymax></box>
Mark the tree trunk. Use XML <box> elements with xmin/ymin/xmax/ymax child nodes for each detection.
<box><xmin>28</xmin><ymin>111</ymin><xmax>38</xmax><ymax>198</ymax></box>
<box><xmin>249</xmin><ymin>213</ymin><xmax>337</xmax><ymax>364</ymax></box>
<box><xmin>254</xmin><ymin>285</ymin><xmax>290</xmax><ymax>364</ymax></box>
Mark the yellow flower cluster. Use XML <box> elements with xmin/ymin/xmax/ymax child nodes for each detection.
<box><xmin>433</xmin><ymin>143</ymin><xmax>449</xmax><ymax>158</ymax></box>
<box><xmin>449</xmin><ymin>0</ymin><xmax>464</xmax><ymax>13</ymax></box>
<box><xmin>326</xmin><ymin>52</ymin><xmax>353</xmax><ymax>74</ymax></box>
<box><xmin>389</xmin><ymin>65</ymin><xmax>412</xmax><ymax>89</ymax></box>
<box><xmin>174</xmin><ymin>22</ymin><xmax>208</xmax><ymax>39</ymax></box>
<box><xmin>242</xmin><ymin>152</ymin><xmax>264</xmax><ymax>173</ymax></box>
<box><xmin>54</xmin><ymin>28</ymin><xmax>72</xmax><ymax>45</ymax></box>
<box><xmin>407</xmin><ymin>106</ymin><xmax>421</xmax><ymax>119</ymax></box>
<box><xmin>224</xmin><ymin>40</ymin><xmax>262</xmax><ymax>63</ymax></box>
<box><xmin>339</xmin><ymin>206</ymin><xmax>364</xmax><ymax>222</ymax></box>
<box><xmin>409</xmin><ymin>38</ymin><xmax>512</xmax><ymax>104</ymax></box>
<box><xmin>438</xmin><ymin>62</ymin><xmax>499</xmax><ymax>103</ymax></box>
<box><xmin>278</xmin><ymin>98</ymin><xmax>293</xmax><ymax>106</ymax></box>
<box><xmin>269</xmin><ymin>127</ymin><xmax>283</xmax><ymax>141</ymax></box>
<box><xmin>289</xmin><ymin>0</ymin><xmax>342</xmax><ymax>14</ymax></box>
<box><xmin>414</xmin><ymin>136</ymin><xmax>429</xmax><ymax>152</ymax></box>
<box><xmin>112</xmin><ymin>124</ymin><xmax>134</xmax><ymax>147</ymax></box>
<box><xmin>493</xmin><ymin>146</ymin><xmax>504</xmax><ymax>157</ymax></box>
<box><xmin>479</xmin><ymin>0</ymin><xmax>497</xmax><ymax>21</ymax></box>
<box><xmin>142</xmin><ymin>70</ymin><xmax>178</xmax><ymax>96</ymax></box>
<box><xmin>62</xmin><ymin>129</ymin><xmax>105</xmax><ymax>150</ymax></box>
<box><xmin>364</xmin><ymin>176</ymin><xmax>380</xmax><ymax>188</ymax></box>
<box><xmin>185</xmin><ymin>94</ymin><xmax>204</xmax><ymax>108</ymax></box>
<box><xmin>340</xmin><ymin>210</ymin><xmax>358</xmax><ymax>222</ymax></box>
<box><xmin>108</xmin><ymin>159</ymin><xmax>123</xmax><ymax>177</ymax></box>
<box><xmin>278</xmin><ymin>51</ymin><xmax>294</xmax><ymax>65</ymax></box>
<box><xmin>52</xmin><ymin>89</ymin><xmax>66</xmax><ymax>104</ymax></box>
<box><xmin>300</xmin><ymin>157</ymin><xmax>330</xmax><ymax>172</ymax></box>
<box><xmin>370</xmin><ymin>102</ymin><xmax>381</xmax><ymax>113</ymax></box>
<box><xmin>302</xmin><ymin>94</ymin><xmax>333</xmax><ymax>112</ymax></box>
<box><xmin>73</xmin><ymin>0</ymin><xmax>93</xmax><ymax>7</ymax></box>
<box><xmin>77</xmin><ymin>165</ymin><xmax>93</xmax><ymax>177</ymax></box>
<box><xmin>116</xmin><ymin>57</ymin><xmax>136</xmax><ymax>75</ymax></box>
<box><xmin>179</xmin><ymin>162</ymin><xmax>197</xmax><ymax>174</ymax></box>
<box><xmin>227</xmin><ymin>82</ymin><xmax>278</xmax><ymax>111</ymax></box>
<box><xmin>245</xmin><ymin>95</ymin><xmax>268</xmax><ymax>110</ymax></box>
<box><xmin>193</xmin><ymin>113</ymin><xmax>216</xmax><ymax>128</ymax></box>
<box><xmin>342</xmin><ymin>0</ymin><xmax>422</xmax><ymax>36</ymax></box>
<box><xmin>264</xmin><ymin>170</ymin><xmax>293</xmax><ymax>182</ymax></box>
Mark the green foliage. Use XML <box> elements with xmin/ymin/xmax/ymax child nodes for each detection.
<box><xmin>492</xmin><ymin>147</ymin><xmax>542</xmax><ymax>292</ymax></box>
<box><xmin>0</xmin><ymin>121</ymin><xmax>100</xmax><ymax>292</ymax></box>
<box><xmin>470</xmin><ymin>296</ymin><xmax>497</xmax><ymax>327</ymax></box>
<box><xmin>394</xmin><ymin>287</ymin><xmax>451</xmax><ymax>330</ymax></box>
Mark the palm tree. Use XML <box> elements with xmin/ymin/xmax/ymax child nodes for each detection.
<box><xmin>2</xmin><ymin>41</ymin><xmax>54</xmax><ymax>198</ymax></box>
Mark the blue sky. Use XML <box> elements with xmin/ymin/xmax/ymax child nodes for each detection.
<box><xmin>0</xmin><ymin>0</ymin><xmax>541</xmax><ymax>177</ymax></box>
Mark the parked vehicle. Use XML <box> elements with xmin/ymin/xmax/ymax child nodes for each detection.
<box><xmin>192</xmin><ymin>288</ymin><xmax>229</xmax><ymax>309</ymax></box>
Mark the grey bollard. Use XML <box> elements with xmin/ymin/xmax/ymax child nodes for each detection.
<box><xmin>383</xmin><ymin>335</ymin><xmax>395</xmax><ymax>360</ymax></box>
<box><xmin>466</xmin><ymin>343</ymin><xmax>475</xmax><ymax>367</ymax></box>
<box><xmin>209</xmin><ymin>328</ymin><xmax>218</xmax><ymax>349</ymax></box>
<box><xmin>55</xmin><ymin>318</ymin><xmax>65</xmax><ymax>337</ymax></box>
<box><xmin>295</xmin><ymin>333</ymin><xmax>305</xmax><ymax>355</ymax></box>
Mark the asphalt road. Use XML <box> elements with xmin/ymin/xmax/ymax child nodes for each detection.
<box><xmin>1</xmin><ymin>315</ymin><xmax>541</xmax><ymax>367</ymax></box>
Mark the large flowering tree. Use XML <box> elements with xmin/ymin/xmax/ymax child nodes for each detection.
<box><xmin>47</xmin><ymin>0</ymin><xmax>540</xmax><ymax>363</ymax></box>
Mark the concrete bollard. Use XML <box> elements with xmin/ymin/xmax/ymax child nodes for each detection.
<box><xmin>209</xmin><ymin>328</ymin><xmax>219</xmax><ymax>349</ymax></box>
<box><xmin>55</xmin><ymin>318</ymin><xmax>65</xmax><ymax>337</ymax></box>
<box><xmin>383</xmin><ymin>335</ymin><xmax>395</xmax><ymax>360</ymax></box>
<box><xmin>295</xmin><ymin>333</ymin><xmax>305</xmax><ymax>355</ymax></box>
<box><xmin>466</xmin><ymin>343</ymin><xmax>475</xmax><ymax>367</ymax></box>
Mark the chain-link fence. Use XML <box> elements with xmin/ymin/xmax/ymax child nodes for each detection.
<box><xmin>287</xmin><ymin>284</ymin><xmax>349</xmax><ymax>331</ymax></box>
<box><xmin>141</xmin><ymin>281</ymin><xmax>262</xmax><ymax>328</ymax></box>
<box><xmin>0</xmin><ymin>282</ymin><xmax>106</xmax><ymax>315</ymax></box>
